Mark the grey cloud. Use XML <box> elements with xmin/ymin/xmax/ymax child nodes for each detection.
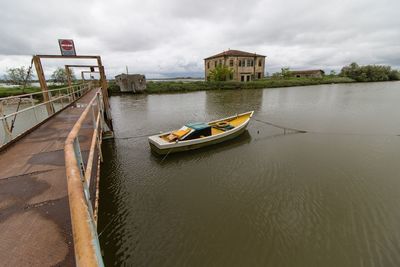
<box><xmin>0</xmin><ymin>0</ymin><xmax>399</xmax><ymax>78</ymax></box>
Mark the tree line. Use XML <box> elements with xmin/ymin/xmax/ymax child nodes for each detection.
<box><xmin>2</xmin><ymin>67</ymin><xmax>76</xmax><ymax>86</ymax></box>
<box><xmin>339</xmin><ymin>62</ymin><xmax>400</xmax><ymax>82</ymax></box>
<box><xmin>207</xmin><ymin>62</ymin><xmax>400</xmax><ymax>82</ymax></box>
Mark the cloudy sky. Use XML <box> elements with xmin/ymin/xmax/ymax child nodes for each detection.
<box><xmin>0</xmin><ymin>0</ymin><xmax>399</xmax><ymax>78</ymax></box>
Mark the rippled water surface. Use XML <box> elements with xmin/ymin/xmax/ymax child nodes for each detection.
<box><xmin>99</xmin><ymin>82</ymin><xmax>400</xmax><ymax>267</ymax></box>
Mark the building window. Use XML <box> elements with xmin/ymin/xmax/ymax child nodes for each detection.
<box><xmin>214</xmin><ymin>61</ymin><xmax>217</xmax><ymax>67</ymax></box>
<box><xmin>229</xmin><ymin>59</ymin><xmax>234</xmax><ymax>67</ymax></box>
<box><xmin>219</xmin><ymin>59</ymin><xmax>222</xmax><ymax>66</ymax></box>
<box><xmin>257</xmin><ymin>72</ymin><xmax>261</xmax><ymax>79</ymax></box>
<box><xmin>247</xmin><ymin>59</ymin><xmax>253</xmax><ymax>67</ymax></box>
<box><xmin>207</xmin><ymin>62</ymin><xmax>210</xmax><ymax>69</ymax></box>
<box><xmin>258</xmin><ymin>59</ymin><xmax>262</xmax><ymax>67</ymax></box>
<box><xmin>238</xmin><ymin>60</ymin><xmax>242</xmax><ymax>67</ymax></box>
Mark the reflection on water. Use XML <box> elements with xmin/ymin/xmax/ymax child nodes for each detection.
<box><xmin>99</xmin><ymin>82</ymin><xmax>400</xmax><ymax>267</ymax></box>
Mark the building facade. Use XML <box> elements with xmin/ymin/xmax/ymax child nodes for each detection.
<box><xmin>115</xmin><ymin>74</ymin><xmax>146</xmax><ymax>93</ymax></box>
<box><xmin>204</xmin><ymin>49</ymin><xmax>266</xmax><ymax>82</ymax></box>
<box><xmin>288</xmin><ymin>70</ymin><xmax>325</xmax><ymax>78</ymax></box>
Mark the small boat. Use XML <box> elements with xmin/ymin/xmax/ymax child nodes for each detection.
<box><xmin>148</xmin><ymin>111</ymin><xmax>254</xmax><ymax>155</ymax></box>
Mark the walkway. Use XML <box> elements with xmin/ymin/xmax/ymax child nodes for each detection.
<box><xmin>0</xmin><ymin>88</ymin><xmax>99</xmax><ymax>266</ymax></box>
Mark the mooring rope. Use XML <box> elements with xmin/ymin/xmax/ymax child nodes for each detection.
<box><xmin>253</xmin><ymin>117</ymin><xmax>307</xmax><ymax>133</ymax></box>
<box><xmin>113</xmin><ymin>133</ymin><xmax>159</xmax><ymax>140</ymax></box>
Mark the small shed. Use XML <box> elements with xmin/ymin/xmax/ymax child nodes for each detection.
<box><xmin>289</xmin><ymin>70</ymin><xmax>325</xmax><ymax>78</ymax></box>
<box><xmin>115</xmin><ymin>74</ymin><xmax>146</xmax><ymax>93</ymax></box>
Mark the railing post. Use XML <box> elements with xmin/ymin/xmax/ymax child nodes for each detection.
<box><xmin>60</xmin><ymin>93</ymin><xmax>65</xmax><ymax>108</ymax></box>
<box><xmin>0</xmin><ymin>102</ymin><xmax>12</xmax><ymax>143</ymax></box>
<box><xmin>30</xmin><ymin>95</ymin><xmax>39</xmax><ymax>122</ymax></box>
<box><xmin>71</xmin><ymin>85</ymin><xmax>76</xmax><ymax>101</ymax></box>
<box><xmin>96</xmin><ymin>127</ymin><xmax>103</xmax><ymax>162</ymax></box>
<box><xmin>91</xmin><ymin>103</ymin><xmax>96</xmax><ymax>129</ymax></box>
<box><xmin>48</xmin><ymin>90</ymin><xmax>56</xmax><ymax>113</ymax></box>
<box><xmin>96</xmin><ymin>93</ymin><xmax>106</xmax><ymax>132</ymax></box>
<box><xmin>1</xmin><ymin>117</ymin><xmax>12</xmax><ymax>143</ymax></box>
<box><xmin>73</xmin><ymin>137</ymin><xmax>86</xmax><ymax>179</ymax></box>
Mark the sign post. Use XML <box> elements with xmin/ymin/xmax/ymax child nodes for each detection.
<box><xmin>58</xmin><ymin>39</ymin><xmax>76</xmax><ymax>56</ymax></box>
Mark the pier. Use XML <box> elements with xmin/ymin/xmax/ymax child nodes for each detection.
<box><xmin>0</xmin><ymin>55</ymin><xmax>112</xmax><ymax>266</ymax></box>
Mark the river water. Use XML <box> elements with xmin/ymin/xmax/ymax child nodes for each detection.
<box><xmin>98</xmin><ymin>81</ymin><xmax>400</xmax><ymax>267</ymax></box>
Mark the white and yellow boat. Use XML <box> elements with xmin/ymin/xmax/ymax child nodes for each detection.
<box><xmin>148</xmin><ymin>111</ymin><xmax>254</xmax><ymax>155</ymax></box>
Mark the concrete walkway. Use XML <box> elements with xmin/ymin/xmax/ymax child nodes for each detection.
<box><xmin>0</xmin><ymin>89</ymin><xmax>99</xmax><ymax>266</ymax></box>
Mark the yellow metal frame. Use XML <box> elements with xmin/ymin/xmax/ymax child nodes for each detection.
<box><xmin>32</xmin><ymin>55</ymin><xmax>113</xmax><ymax>131</ymax></box>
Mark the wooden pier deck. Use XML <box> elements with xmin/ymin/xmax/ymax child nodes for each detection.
<box><xmin>0</xmin><ymin>88</ymin><xmax>100</xmax><ymax>266</ymax></box>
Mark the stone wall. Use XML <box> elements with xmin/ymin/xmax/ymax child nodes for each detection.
<box><xmin>115</xmin><ymin>74</ymin><xmax>146</xmax><ymax>93</ymax></box>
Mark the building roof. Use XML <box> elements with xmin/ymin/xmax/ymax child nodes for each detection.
<box><xmin>204</xmin><ymin>49</ymin><xmax>266</xmax><ymax>60</ymax></box>
<box><xmin>288</xmin><ymin>69</ymin><xmax>325</xmax><ymax>74</ymax></box>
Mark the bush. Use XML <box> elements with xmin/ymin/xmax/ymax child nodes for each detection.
<box><xmin>340</xmin><ymin>62</ymin><xmax>400</xmax><ymax>82</ymax></box>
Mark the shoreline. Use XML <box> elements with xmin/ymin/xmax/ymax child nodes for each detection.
<box><xmin>3</xmin><ymin>78</ymin><xmax>398</xmax><ymax>98</ymax></box>
<box><xmin>108</xmin><ymin>77</ymin><xmax>356</xmax><ymax>95</ymax></box>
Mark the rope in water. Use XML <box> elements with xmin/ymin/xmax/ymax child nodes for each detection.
<box><xmin>252</xmin><ymin>118</ymin><xmax>307</xmax><ymax>133</ymax></box>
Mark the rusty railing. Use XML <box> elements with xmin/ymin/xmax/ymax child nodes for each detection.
<box><xmin>64</xmin><ymin>89</ymin><xmax>105</xmax><ymax>266</ymax></box>
<box><xmin>0</xmin><ymin>82</ymin><xmax>94</xmax><ymax>148</ymax></box>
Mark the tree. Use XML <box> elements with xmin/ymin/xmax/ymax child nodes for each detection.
<box><xmin>208</xmin><ymin>65</ymin><xmax>234</xmax><ymax>81</ymax></box>
<box><xmin>389</xmin><ymin>70</ymin><xmax>400</xmax><ymax>80</ymax></box>
<box><xmin>281</xmin><ymin>67</ymin><xmax>292</xmax><ymax>78</ymax></box>
<box><xmin>4</xmin><ymin>66</ymin><xmax>33</xmax><ymax>86</ymax></box>
<box><xmin>51</xmin><ymin>67</ymin><xmax>76</xmax><ymax>84</ymax></box>
<box><xmin>340</xmin><ymin>62</ymin><xmax>399</xmax><ymax>82</ymax></box>
<box><xmin>271</xmin><ymin>72</ymin><xmax>282</xmax><ymax>79</ymax></box>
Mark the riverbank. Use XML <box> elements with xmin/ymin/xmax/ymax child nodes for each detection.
<box><xmin>0</xmin><ymin>87</ymin><xmax>41</xmax><ymax>98</ymax></box>
<box><xmin>108</xmin><ymin>76</ymin><xmax>355</xmax><ymax>95</ymax></box>
<box><xmin>0</xmin><ymin>85</ymin><xmax>73</xmax><ymax>98</ymax></box>
<box><xmin>1</xmin><ymin>77</ymin><xmax>356</xmax><ymax>98</ymax></box>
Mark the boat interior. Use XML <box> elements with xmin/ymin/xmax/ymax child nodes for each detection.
<box><xmin>161</xmin><ymin>112</ymin><xmax>251</xmax><ymax>142</ymax></box>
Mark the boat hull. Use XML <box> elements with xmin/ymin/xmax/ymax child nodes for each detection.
<box><xmin>149</xmin><ymin>123</ymin><xmax>248</xmax><ymax>155</ymax></box>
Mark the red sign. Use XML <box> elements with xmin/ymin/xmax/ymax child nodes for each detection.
<box><xmin>58</xmin><ymin>39</ymin><xmax>76</xmax><ymax>56</ymax></box>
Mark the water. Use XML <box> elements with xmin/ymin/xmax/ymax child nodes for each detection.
<box><xmin>98</xmin><ymin>81</ymin><xmax>400</xmax><ymax>267</ymax></box>
<box><xmin>0</xmin><ymin>102</ymin><xmax>68</xmax><ymax>146</ymax></box>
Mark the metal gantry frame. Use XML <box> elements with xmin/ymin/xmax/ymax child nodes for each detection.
<box><xmin>64</xmin><ymin>64</ymin><xmax>100</xmax><ymax>85</ymax></box>
<box><xmin>33</xmin><ymin>55</ymin><xmax>113</xmax><ymax>131</ymax></box>
<box><xmin>80</xmin><ymin>70</ymin><xmax>100</xmax><ymax>81</ymax></box>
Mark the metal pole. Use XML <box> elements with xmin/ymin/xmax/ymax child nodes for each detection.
<box><xmin>30</xmin><ymin>95</ymin><xmax>39</xmax><ymax>122</ymax></box>
<box><xmin>33</xmin><ymin>56</ymin><xmax>55</xmax><ymax>115</ymax></box>
<box><xmin>73</xmin><ymin>137</ymin><xmax>86</xmax><ymax>180</ymax></box>
<box><xmin>0</xmin><ymin>102</ymin><xmax>12</xmax><ymax>143</ymax></box>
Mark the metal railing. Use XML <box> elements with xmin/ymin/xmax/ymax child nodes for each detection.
<box><xmin>0</xmin><ymin>82</ymin><xmax>94</xmax><ymax>148</ymax></box>
<box><xmin>64</xmin><ymin>89</ymin><xmax>105</xmax><ymax>267</ymax></box>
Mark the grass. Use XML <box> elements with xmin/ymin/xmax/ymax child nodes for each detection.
<box><xmin>108</xmin><ymin>76</ymin><xmax>355</xmax><ymax>95</ymax></box>
<box><xmin>2</xmin><ymin>78</ymin><xmax>356</xmax><ymax>98</ymax></box>
<box><xmin>0</xmin><ymin>84</ymin><xmax>76</xmax><ymax>98</ymax></box>
<box><xmin>0</xmin><ymin>87</ymin><xmax>41</xmax><ymax>98</ymax></box>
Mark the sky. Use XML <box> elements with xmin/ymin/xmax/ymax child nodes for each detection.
<box><xmin>0</xmin><ymin>0</ymin><xmax>399</xmax><ymax>79</ymax></box>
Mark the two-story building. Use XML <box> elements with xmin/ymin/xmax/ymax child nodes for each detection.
<box><xmin>204</xmin><ymin>49</ymin><xmax>266</xmax><ymax>82</ymax></box>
